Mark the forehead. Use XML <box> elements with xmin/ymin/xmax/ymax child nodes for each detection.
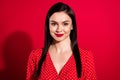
<box><xmin>49</xmin><ymin>12</ymin><xmax>72</xmax><ymax>22</ymax></box>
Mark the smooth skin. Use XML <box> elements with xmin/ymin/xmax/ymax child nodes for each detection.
<box><xmin>48</xmin><ymin>12</ymin><xmax>73</xmax><ymax>75</ymax></box>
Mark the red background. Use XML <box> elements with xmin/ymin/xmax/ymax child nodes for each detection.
<box><xmin>0</xmin><ymin>0</ymin><xmax>120</xmax><ymax>80</ymax></box>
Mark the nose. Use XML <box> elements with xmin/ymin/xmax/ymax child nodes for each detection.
<box><xmin>56</xmin><ymin>25</ymin><xmax>62</xmax><ymax>32</ymax></box>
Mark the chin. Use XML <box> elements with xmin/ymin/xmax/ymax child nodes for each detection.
<box><xmin>53</xmin><ymin>39</ymin><xmax>64</xmax><ymax>42</ymax></box>
<box><xmin>53</xmin><ymin>37</ymin><xmax>65</xmax><ymax>42</ymax></box>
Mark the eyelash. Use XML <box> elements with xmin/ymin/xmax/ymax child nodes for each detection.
<box><xmin>63</xmin><ymin>23</ymin><xmax>68</xmax><ymax>26</ymax></box>
<box><xmin>51</xmin><ymin>23</ymin><xmax>57</xmax><ymax>26</ymax></box>
<box><xmin>50</xmin><ymin>23</ymin><xmax>69</xmax><ymax>26</ymax></box>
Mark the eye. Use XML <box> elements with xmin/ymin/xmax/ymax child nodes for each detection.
<box><xmin>63</xmin><ymin>23</ymin><xmax>69</xmax><ymax>26</ymax></box>
<box><xmin>51</xmin><ymin>22</ymin><xmax>57</xmax><ymax>26</ymax></box>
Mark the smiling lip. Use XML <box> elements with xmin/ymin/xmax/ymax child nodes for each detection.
<box><xmin>55</xmin><ymin>34</ymin><xmax>64</xmax><ymax>37</ymax></box>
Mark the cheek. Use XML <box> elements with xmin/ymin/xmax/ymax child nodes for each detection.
<box><xmin>64</xmin><ymin>28</ymin><xmax>71</xmax><ymax>34</ymax></box>
<box><xmin>49</xmin><ymin>27</ymin><xmax>55</xmax><ymax>32</ymax></box>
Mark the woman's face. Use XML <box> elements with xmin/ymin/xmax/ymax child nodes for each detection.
<box><xmin>49</xmin><ymin>12</ymin><xmax>73</xmax><ymax>42</ymax></box>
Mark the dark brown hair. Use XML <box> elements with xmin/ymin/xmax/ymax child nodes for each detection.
<box><xmin>35</xmin><ymin>2</ymin><xmax>82</xmax><ymax>79</ymax></box>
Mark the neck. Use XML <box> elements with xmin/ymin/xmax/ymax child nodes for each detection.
<box><xmin>51</xmin><ymin>37</ymin><xmax>72</xmax><ymax>53</ymax></box>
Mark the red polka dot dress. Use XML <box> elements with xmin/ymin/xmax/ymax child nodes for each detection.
<box><xmin>26</xmin><ymin>49</ymin><xmax>97</xmax><ymax>80</ymax></box>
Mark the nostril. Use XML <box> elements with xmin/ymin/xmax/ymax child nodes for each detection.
<box><xmin>56</xmin><ymin>29</ymin><xmax>62</xmax><ymax>32</ymax></box>
<box><xmin>56</xmin><ymin>30</ymin><xmax>62</xmax><ymax>33</ymax></box>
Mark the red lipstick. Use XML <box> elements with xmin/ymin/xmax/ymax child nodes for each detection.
<box><xmin>55</xmin><ymin>34</ymin><xmax>64</xmax><ymax>37</ymax></box>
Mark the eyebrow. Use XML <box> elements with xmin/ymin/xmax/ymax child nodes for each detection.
<box><xmin>50</xmin><ymin>20</ymin><xmax>70</xmax><ymax>23</ymax></box>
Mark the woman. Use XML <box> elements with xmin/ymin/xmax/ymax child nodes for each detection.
<box><xmin>26</xmin><ymin>2</ymin><xmax>96</xmax><ymax>80</ymax></box>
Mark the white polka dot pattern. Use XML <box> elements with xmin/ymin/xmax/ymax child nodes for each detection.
<box><xmin>26</xmin><ymin>49</ymin><xmax>97</xmax><ymax>80</ymax></box>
